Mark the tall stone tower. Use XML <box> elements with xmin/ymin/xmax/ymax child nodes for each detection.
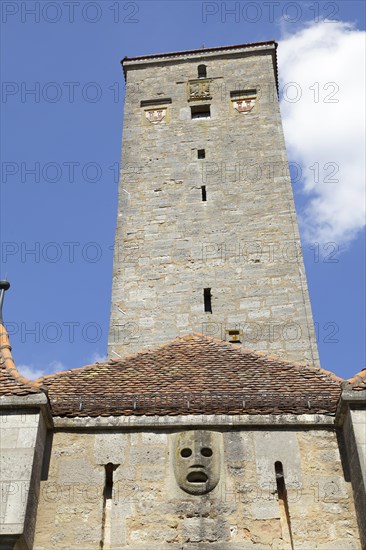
<box><xmin>1</xmin><ymin>44</ymin><xmax>364</xmax><ymax>550</ymax></box>
<box><xmin>108</xmin><ymin>42</ymin><xmax>319</xmax><ymax>366</ymax></box>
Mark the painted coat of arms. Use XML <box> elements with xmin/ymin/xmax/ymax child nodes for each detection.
<box><xmin>145</xmin><ymin>109</ymin><xmax>166</xmax><ymax>124</ymax></box>
<box><xmin>188</xmin><ymin>80</ymin><xmax>212</xmax><ymax>101</ymax></box>
<box><xmin>233</xmin><ymin>98</ymin><xmax>256</xmax><ymax>114</ymax></box>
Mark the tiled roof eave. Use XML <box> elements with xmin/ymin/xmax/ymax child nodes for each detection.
<box><xmin>38</xmin><ymin>334</ymin><xmax>342</xmax><ymax>417</ymax></box>
<box><xmin>0</xmin><ymin>325</ymin><xmax>45</xmax><ymax>396</ymax></box>
<box><xmin>343</xmin><ymin>368</ymin><xmax>366</xmax><ymax>391</ymax></box>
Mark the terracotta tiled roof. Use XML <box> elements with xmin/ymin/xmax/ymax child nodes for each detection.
<box><xmin>38</xmin><ymin>334</ymin><xmax>342</xmax><ymax>417</ymax></box>
<box><xmin>343</xmin><ymin>368</ymin><xmax>366</xmax><ymax>392</ymax></box>
<box><xmin>0</xmin><ymin>325</ymin><xmax>44</xmax><ymax>396</ymax></box>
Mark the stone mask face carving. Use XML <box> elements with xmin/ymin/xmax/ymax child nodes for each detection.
<box><xmin>173</xmin><ymin>431</ymin><xmax>220</xmax><ymax>495</ymax></box>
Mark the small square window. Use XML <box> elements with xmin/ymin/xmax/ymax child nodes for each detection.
<box><xmin>198</xmin><ymin>64</ymin><xmax>207</xmax><ymax>78</ymax></box>
<box><xmin>197</xmin><ymin>149</ymin><xmax>205</xmax><ymax>159</ymax></box>
<box><xmin>191</xmin><ymin>105</ymin><xmax>211</xmax><ymax>119</ymax></box>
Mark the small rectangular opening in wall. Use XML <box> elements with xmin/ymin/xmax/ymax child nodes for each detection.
<box><xmin>230</xmin><ymin>89</ymin><xmax>257</xmax><ymax>99</ymax></box>
<box><xmin>191</xmin><ymin>105</ymin><xmax>211</xmax><ymax>119</ymax></box>
<box><xmin>198</xmin><ymin>64</ymin><xmax>207</xmax><ymax>78</ymax></box>
<box><xmin>198</xmin><ymin>149</ymin><xmax>205</xmax><ymax>159</ymax></box>
<box><xmin>201</xmin><ymin>186</ymin><xmax>207</xmax><ymax>202</ymax></box>
<box><xmin>204</xmin><ymin>288</ymin><xmax>212</xmax><ymax>313</ymax></box>
<box><xmin>140</xmin><ymin>98</ymin><xmax>172</xmax><ymax>107</ymax></box>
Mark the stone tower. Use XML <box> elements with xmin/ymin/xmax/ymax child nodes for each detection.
<box><xmin>1</xmin><ymin>44</ymin><xmax>365</xmax><ymax>550</ymax></box>
<box><xmin>108</xmin><ymin>42</ymin><xmax>319</xmax><ymax>366</ymax></box>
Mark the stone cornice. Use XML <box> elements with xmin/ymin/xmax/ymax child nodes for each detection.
<box><xmin>53</xmin><ymin>413</ymin><xmax>335</xmax><ymax>430</ymax></box>
<box><xmin>0</xmin><ymin>393</ymin><xmax>54</xmax><ymax>429</ymax></box>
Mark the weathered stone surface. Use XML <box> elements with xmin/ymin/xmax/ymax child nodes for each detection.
<box><xmin>341</xmin><ymin>407</ymin><xmax>366</xmax><ymax>547</ymax></box>
<box><xmin>108</xmin><ymin>45</ymin><xmax>319</xmax><ymax>367</ymax></box>
<box><xmin>0</xmin><ymin>410</ymin><xmax>47</xmax><ymax>550</ymax></box>
<box><xmin>32</xmin><ymin>427</ymin><xmax>360</xmax><ymax>549</ymax></box>
<box><xmin>181</xmin><ymin>517</ymin><xmax>229</xmax><ymax>542</ymax></box>
<box><xmin>22</xmin><ymin>44</ymin><xmax>362</xmax><ymax>550</ymax></box>
<box><xmin>173</xmin><ymin>430</ymin><xmax>222</xmax><ymax>495</ymax></box>
<box><xmin>57</xmin><ymin>458</ymin><xmax>102</xmax><ymax>484</ymax></box>
<box><xmin>94</xmin><ymin>432</ymin><xmax>128</xmax><ymax>464</ymax></box>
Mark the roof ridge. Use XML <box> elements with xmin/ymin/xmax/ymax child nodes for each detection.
<box><xmin>347</xmin><ymin>367</ymin><xmax>366</xmax><ymax>383</ymax></box>
<box><xmin>343</xmin><ymin>367</ymin><xmax>366</xmax><ymax>389</ymax></box>
<box><xmin>37</xmin><ymin>335</ymin><xmax>198</xmax><ymax>381</ymax></box>
<box><xmin>0</xmin><ymin>325</ymin><xmax>44</xmax><ymax>393</ymax></box>
<box><xmin>184</xmin><ymin>333</ymin><xmax>343</xmax><ymax>378</ymax></box>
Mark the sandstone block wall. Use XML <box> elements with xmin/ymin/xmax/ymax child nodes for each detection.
<box><xmin>0</xmin><ymin>411</ymin><xmax>47</xmax><ymax>550</ymax></box>
<box><xmin>108</xmin><ymin>45</ymin><xmax>319</xmax><ymax>366</ymax></box>
<box><xmin>33</xmin><ymin>426</ymin><xmax>359</xmax><ymax>549</ymax></box>
<box><xmin>343</xmin><ymin>408</ymin><xmax>366</xmax><ymax>547</ymax></box>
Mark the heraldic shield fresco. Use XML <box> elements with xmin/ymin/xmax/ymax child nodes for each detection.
<box><xmin>145</xmin><ymin>108</ymin><xmax>167</xmax><ymax>124</ymax></box>
<box><xmin>173</xmin><ymin>430</ymin><xmax>221</xmax><ymax>495</ymax></box>
<box><xmin>232</xmin><ymin>97</ymin><xmax>256</xmax><ymax>114</ymax></box>
<box><xmin>187</xmin><ymin>79</ymin><xmax>212</xmax><ymax>101</ymax></box>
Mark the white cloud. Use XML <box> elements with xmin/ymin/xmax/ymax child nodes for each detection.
<box><xmin>18</xmin><ymin>364</ymin><xmax>45</xmax><ymax>380</ymax></box>
<box><xmin>17</xmin><ymin>354</ymin><xmax>107</xmax><ymax>380</ymax></box>
<box><xmin>278</xmin><ymin>21</ymin><xmax>366</xmax><ymax>246</ymax></box>
<box><xmin>18</xmin><ymin>360</ymin><xmax>66</xmax><ymax>380</ymax></box>
<box><xmin>90</xmin><ymin>352</ymin><xmax>107</xmax><ymax>363</ymax></box>
<box><xmin>48</xmin><ymin>360</ymin><xmax>67</xmax><ymax>372</ymax></box>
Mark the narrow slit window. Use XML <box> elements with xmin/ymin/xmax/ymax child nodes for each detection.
<box><xmin>198</xmin><ymin>64</ymin><xmax>207</xmax><ymax>78</ymax></box>
<box><xmin>274</xmin><ymin>461</ymin><xmax>294</xmax><ymax>550</ymax></box>
<box><xmin>275</xmin><ymin>461</ymin><xmax>285</xmax><ymax>499</ymax></box>
<box><xmin>191</xmin><ymin>105</ymin><xmax>211</xmax><ymax>119</ymax></box>
<box><xmin>198</xmin><ymin>149</ymin><xmax>205</xmax><ymax>159</ymax></box>
<box><xmin>204</xmin><ymin>288</ymin><xmax>212</xmax><ymax>313</ymax></box>
<box><xmin>101</xmin><ymin>463</ymin><xmax>119</xmax><ymax>549</ymax></box>
<box><xmin>201</xmin><ymin>186</ymin><xmax>207</xmax><ymax>202</ymax></box>
<box><xmin>104</xmin><ymin>463</ymin><xmax>115</xmax><ymax>500</ymax></box>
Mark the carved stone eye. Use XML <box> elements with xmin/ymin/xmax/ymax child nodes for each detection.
<box><xmin>201</xmin><ymin>447</ymin><xmax>213</xmax><ymax>457</ymax></box>
<box><xmin>180</xmin><ymin>448</ymin><xmax>192</xmax><ymax>458</ymax></box>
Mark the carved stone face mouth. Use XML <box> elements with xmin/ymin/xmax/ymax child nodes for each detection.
<box><xmin>186</xmin><ymin>471</ymin><xmax>208</xmax><ymax>484</ymax></box>
<box><xmin>174</xmin><ymin>431</ymin><xmax>221</xmax><ymax>495</ymax></box>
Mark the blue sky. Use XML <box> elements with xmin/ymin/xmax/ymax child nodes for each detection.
<box><xmin>1</xmin><ymin>0</ymin><xmax>365</xmax><ymax>380</ymax></box>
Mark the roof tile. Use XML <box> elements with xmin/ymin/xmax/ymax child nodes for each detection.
<box><xmin>38</xmin><ymin>334</ymin><xmax>342</xmax><ymax>417</ymax></box>
<box><xmin>0</xmin><ymin>325</ymin><xmax>44</xmax><ymax>396</ymax></box>
<box><xmin>343</xmin><ymin>368</ymin><xmax>366</xmax><ymax>392</ymax></box>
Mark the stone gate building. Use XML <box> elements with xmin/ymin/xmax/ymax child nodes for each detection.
<box><xmin>0</xmin><ymin>42</ymin><xmax>365</xmax><ymax>550</ymax></box>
